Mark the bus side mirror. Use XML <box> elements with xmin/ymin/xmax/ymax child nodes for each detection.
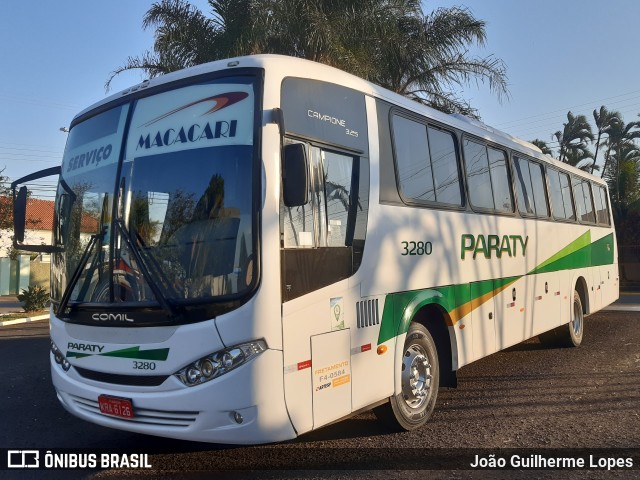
<box><xmin>13</xmin><ymin>186</ymin><xmax>27</xmax><ymax>243</ymax></box>
<box><xmin>282</xmin><ymin>143</ymin><xmax>309</xmax><ymax>207</ymax></box>
<box><xmin>11</xmin><ymin>166</ymin><xmax>62</xmax><ymax>253</ymax></box>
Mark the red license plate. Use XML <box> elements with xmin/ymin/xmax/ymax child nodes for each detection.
<box><xmin>98</xmin><ymin>395</ymin><xmax>135</xmax><ymax>419</ymax></box>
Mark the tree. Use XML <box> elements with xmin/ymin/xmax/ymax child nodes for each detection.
<box><xmin>590</xmin><ymin>106</ymin><xmax>621</xmax><ymax>174</ymax></box>
<box><xmin>564</xmin><ymin>146</ymin><xmax>596</xmax><ymax>172</ymax></box>
<box><xmin>603</xmin><ymin>140</ymin><xmax>640</xmax><ymax>216</ymax></box>
<box><xmin>530</xmin><ymin>139</ymin><xmax>553</xmax><ymax>156</ymax></box>
<box><xmin>552</xmin><ymin>112</ymin><xmax>594</xmax><ymax>164</ymax></box>
<box><xmin>107</xmin><ymin>0</ymin><xmax>508</xmax><ymax>118</ymax></box>
<box><xmin>601</xmin><ymin>115</ymin><xmax>640</xmax><ymax>183</ymax></box>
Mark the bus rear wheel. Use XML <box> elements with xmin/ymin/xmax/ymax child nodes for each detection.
<box><xmin>539</xmin><ymin>290</ymin><xmax>584</xmax><ymax>348</ymax></box>
<box><xmin>374</xmin><ymin>322</ymin><xmax>439</xmax><ymax>431</ymax></box>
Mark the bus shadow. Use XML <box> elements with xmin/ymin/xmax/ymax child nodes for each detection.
<box><xmin>291</xmin><ymin>412</ymin><xmax>390</xmax><ymax>443</ymax></box>
<box><xmin>504</xmin><ymin>337</ymin><xmax>552</xmax><ymax>352</ymax></box>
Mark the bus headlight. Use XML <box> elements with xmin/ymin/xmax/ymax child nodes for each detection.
<box><xmin>175</xmin><ymin>340</ymin><xmax>267</xmax><ymax>387</ymax></box>
<box><xmin>50</xmin><ymin>341</ymin><xmax>71</xmax><ymax>371</ymax></box>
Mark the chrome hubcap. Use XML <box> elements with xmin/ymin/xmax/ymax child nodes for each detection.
<box><xmin>401</xmin><ymin>344</ymin><xmax>432</xmax><ymax>409</ymax></box>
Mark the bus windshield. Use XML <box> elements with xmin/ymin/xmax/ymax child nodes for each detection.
<box><xmin>51</xmin><ymin>77</ymin><xmax>258</xmax><ymax>321</ymax></box>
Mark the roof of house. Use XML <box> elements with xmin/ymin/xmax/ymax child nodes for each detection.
<box><xmin>25</xmin><ymin>198</ymin><xmax>55</xmax><ymax>231</ymax></box>
<box><xmin>0</xmin><ymin>196</ymin><xmax>99</xmax><ymax>233</ymax></box>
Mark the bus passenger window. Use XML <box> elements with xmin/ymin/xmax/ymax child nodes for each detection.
<box><xmin>391</xmin><ymin>114</ymin><xmax>462</xmax><ymax>207</ymax></box>
<box><xmin>464</xmin><ymin>139</ymin><xmax>493</xmax><ymax>209</ymax></box>
<box><xmin>573</xmin><ymin>178</ymin><xmax>596</xmax><ymax>223</ymax></box>
<box><xmin>514</xmin><ymin>156</ymin><xmax>548</xmax><ymax>217</ymax></box>
<box><xmin>392</xmin><ymin>116</ymin><xmax>435</xmax><ymax>202</ymax></box>
<box><xmin>529</xmin><ymin>162</ymin><xmax>549</xmax><ymax>217</ymax></box>
<box><xmin>513</xmin><ymin>156</ymin><xmax>535</xmax><ymax>215</ymax></box>
<box><xmin>559</xmin><ymin>172</ymin><xmax>576</xmax><ymax>220</ymax></box>
<box><xmin>463</xmin><ymin>139</ymin><xmax>512</xmax><ymax>213</ymax></box>
<box><xmin>488</xmin><ymin>147</ymin><xmax>513</xmax><ymax>213</ymax></box>
<box><xmin>594</xmin><ymin>184</ymin><xmax>611</xmax><ymax>226</ymax></box>
<box><xmin>428</xmin><ymin>126</ymin><xmax>462</xmax><ymax>206</ymax></box>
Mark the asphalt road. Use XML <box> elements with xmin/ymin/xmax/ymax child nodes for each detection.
<box><xmin>1</xmin><ymin>310</ymin><xmax>638</xmax><ymax>479</ymax></box>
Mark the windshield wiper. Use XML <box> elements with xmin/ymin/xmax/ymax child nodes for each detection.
<box><xmin>134</xmin><ymin>231</ymin><xmax>180</xmax><ymax>298</ymax></box>
<box><xmin>114</xmin><ymin>219</ymin><xmax>181</xmax><ymax>320</ymax></box>
<box><xmin>56</xmin><ymin>228</ymin><xmax>106</xmax><ymax>318</ymax></box>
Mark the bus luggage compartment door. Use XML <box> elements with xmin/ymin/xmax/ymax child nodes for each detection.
<box><xmin>311</xmin><ymin>329</ymin><xmax>352</xmax><ymax>428</ymax></box>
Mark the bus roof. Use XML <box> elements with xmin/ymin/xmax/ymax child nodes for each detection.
<box><xmin>77</xmin><ymin>54</ymin><xmax>606</xmax><ymax>185</ymax></box>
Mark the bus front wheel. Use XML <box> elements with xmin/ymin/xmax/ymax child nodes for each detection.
<box><xmin>374</xmin><ymin>322</ymin><xmax>439</xmax><ymax>431</ymax></box>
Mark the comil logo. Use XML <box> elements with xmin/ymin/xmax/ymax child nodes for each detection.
<box><xmin>8</xmin><ymin>450</ymin><xmax>39</xmax><ymax>468</ymax></box>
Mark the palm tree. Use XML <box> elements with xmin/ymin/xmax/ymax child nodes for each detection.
<box><xmin>603</xmin><ymin>140</ymin><xmax>640</xmax><ymax>215</ymax></box>
<box><xmin>530</xmin><ymin>139</ymin><xmax>553</xmax><ymax>156</ymax></box>
<box><xmin>552</xmin><ymin>112</ymin><xmax>594</xmax><ymax>163</ymax></box>
<box><xmin>107</xmin><ymin>0</ymin><xmax>508</xmax><ymax>117</ymax></box>
<box><xmin>348</xmin><ymin>3</ymin><xmax>509</xmax><ymax>116</ymax></box>
<box><xmin>601</xmin><ymin>116</ymin><xmax>640</xmax><ymax>182</ymax></box>
<box><xmin>564</xmin><ymin>146</ymin><xmax>596</xmax><ymax>172</ymax></box>
<box><xmin>590</xmin><ymin>106</ymin><xmax>621</xmax><ymax>174</ymax></box>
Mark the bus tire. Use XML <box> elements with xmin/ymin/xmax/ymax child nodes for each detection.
<box><xmin>374</xmin><ymin>322</ymin><xmax>439</xmax><ymax>431</ymax></box>
<box><xmin>539</xmin><ymin>290</ymin><xmax>584</xmax><ymax>348</ymax></box>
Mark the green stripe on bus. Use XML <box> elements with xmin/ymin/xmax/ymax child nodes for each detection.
<box><xmin>66</xmin><ymin>346</ymin><xmax>170</xmax><ymax>361</ymax></box>
<box><xmin>377</xmin><ymin>230</ymin><xmax>614</xmax><ymax>345</ymax></box>
<box><xmin>528</xmin><ymin>231</ymin><xmax>591</xmax><ymax>274</ymax></box>
<box><xmin>528</xmin><ymin>232</ymin><xmax>614</xmax><ymax>275</ymax></box>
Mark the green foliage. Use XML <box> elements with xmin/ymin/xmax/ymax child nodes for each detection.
<box><xmin>107</xmin><ymin>0</ymin><xmax>508</xmax><ymax>118</ymax></box>
<box><xmin>17</xmin><ymin>285</ymin><xmax>50</xmax><ymax>312</ymax></box>
<box><xmin>552</xmin><ymin>112</ymin><xmax>594</xmax><ymax>166</ymax></box>
<box><xmin>531</xmin><ymin>139</ymin><xmax>553</xmax><ymax>156</ymax></box>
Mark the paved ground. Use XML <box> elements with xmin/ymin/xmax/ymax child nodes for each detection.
<box><xmin>1</xmin><ymin>310</ymin><xmax>638</xmax><ymax>479</ymax></box>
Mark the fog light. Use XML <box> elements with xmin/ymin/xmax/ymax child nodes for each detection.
<box><xmin>51</xmin><ymin>341</ymin><xmax>71</xmax><ymax>372</ymax></box>
<box><xmin>233</xmin><ymin>411</ymin><xmax>243</xmax><ymax>424</ymax></box>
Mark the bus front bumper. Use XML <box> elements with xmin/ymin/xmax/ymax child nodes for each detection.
<box><xmin>51</xmin><ymin>349</ymin><xmax>297</xmax><ymax>444</ymax></box>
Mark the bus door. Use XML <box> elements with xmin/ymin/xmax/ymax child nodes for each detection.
<box><xmin>280</xmin><ymin>143</ymin><xmax>370</xmax><ymax>433</ymax></box>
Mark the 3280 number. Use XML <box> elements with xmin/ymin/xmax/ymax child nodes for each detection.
<box><xmin>133</xmin><ymin>361</ymin><xmax>156</xmax><ymax>370</ymax></box>
<box><xmin>401</xmin><ymin>241</ymin><xmax>433</xmax><ymax>256</ymax></box>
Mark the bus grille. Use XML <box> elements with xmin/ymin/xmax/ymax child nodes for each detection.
<box><xmin>68</xmin><ymin>394</ymin><xmax>199</xmax><ymax>428</ymax></box>
<box><xmin>74</xmin><ymin>366</ymin><xmax>169</xmax><ymax>387</ymax></box>
<box><xmin>356</xmin><ymin>299</ymin><xmax>379</xmax><ymax>328</ymax></box>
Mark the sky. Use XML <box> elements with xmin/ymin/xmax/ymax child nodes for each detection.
<box><xmin>1</xmin><ymin>0</ymin><xmax>640</xmax><ymax>198</ymax></box>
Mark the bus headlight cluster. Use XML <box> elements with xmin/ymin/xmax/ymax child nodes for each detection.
<box><xmin>50</xmin><ymin>341</ymin><xmax>71</xmax><ymax>371</ymax></box>
<box><xmin>175</xmin><ymin>340</ymin><xmax>267</xmax><ymax>387</ymax></box>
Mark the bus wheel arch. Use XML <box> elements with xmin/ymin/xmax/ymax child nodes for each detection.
<box><xmin>412</xmin><ymin>304</ymin><xmax>457</xmax><ymax>388</ymax></box>
<box><xmin>540</xmin><ymin>279</ymin><xmax>586</xmax><ymax>348</ymax></box>
<box><xmin>574</xmin><ymin>276</ymin><xmax>589</xmax><ymax>315</ymax></box>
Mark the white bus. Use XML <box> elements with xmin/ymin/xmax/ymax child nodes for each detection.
<box><xmin>12</xmin><ymin>55</ymin><xmax>618</xmax><ymax>444</ymax></box>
